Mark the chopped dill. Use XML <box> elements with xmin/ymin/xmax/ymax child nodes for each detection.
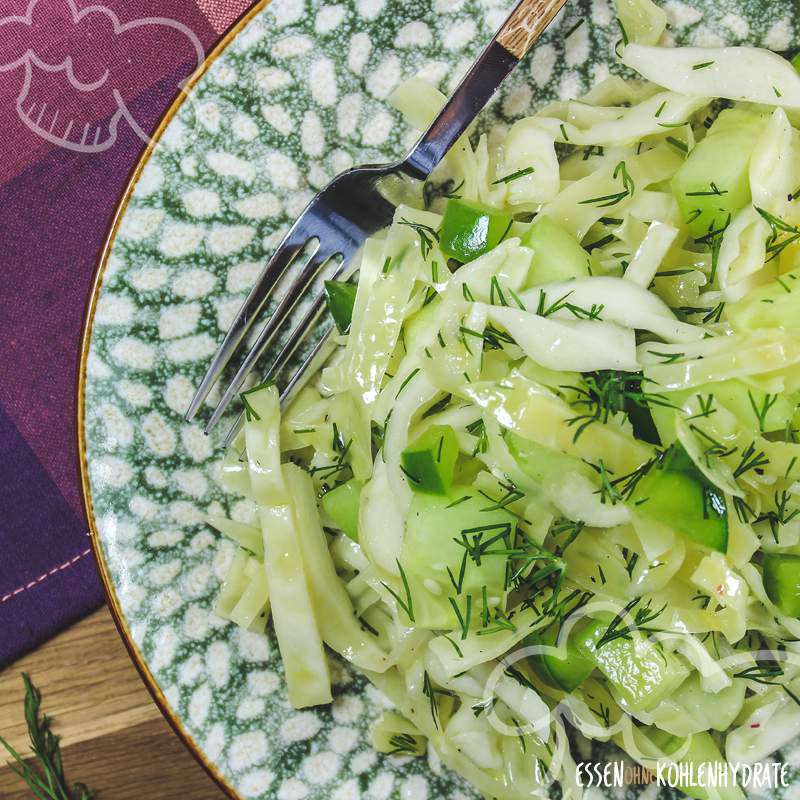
<box><xmin>733</xmin><ymin>442</ymin><xmax>770</xmax><ymax>479</ymax></box>
<box><xmin>579</xmin><ymin>161</ymin><xmax>634</xmax><ymax>208</ymax></box>
<box><xmin>449</xmin><ymin>594</ymin><xmax>473</xmax><ymax>639</ymax></box>
<box><xmin>382</xmin><ymin>559</ymin><xmax>415</xmax><ymax>622</ymax></box>
<box><xmin>493</xmin><ymin>165</ymin><xmax>535</xmax><ymax>184</ymax></box>
<box><xmin>396</xmin><ymin>367</ymin><xmax>421</xmax><ymax>398</ymax></box>
<box><xmin>748</xmin><ymin>391</ymin><xmax>779</xmax><ymax>433</ymax></box>
<box><xmin>687</xmin><ymin>394</ymin><xmax>716</xmax><ymax>420</ymax></box>
<box><xmin>686</xmin><ymin>182</ymin><xmax>727</xmax><ymax>197</ymax></box>
<box><xmin>398</xmin><ymin>218</ymin><xmax>439</xmax><ymax>260</ymax></box>
<box><xmin>666</xmin><ymin>136</ymin><xmax>688</xmax><ymax>153</ymax></box>
<box><xmin>387</xmin><ymin>733</ymin><xmax>421</xmax><ymax>756</ymax></box>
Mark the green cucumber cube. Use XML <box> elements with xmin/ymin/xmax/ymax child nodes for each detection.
<box><xmin>440</xmin><ymin>198</ymin><xmax>512</xmax><ymax>263</ymax></box>
<box><xmin>401</xmin><ymin>425</ymin><xmax>459</xmax><ymax>495</ymax></box>
<box><xmin>321</xmin><ymin>479</ymin><xmax>363</xmax><ymax>541</ymax></box>
<box><xmin>403</xmin><ymin>574</ymin><xmax>474</xmax><ymax>630</ymax></box>
<box><xmin>575</xmin><ymin>618</ymin><xmax>689</xmax><ymax>713</ymax></box>
<box><xmin>525</xmin><ymin>625</ymin><xmax>596</xmax><ymax>692</ymax></box>
<box><xmin>521</xmin><ymin>214</ymin><xmax>590</xmax><ymax>286</ymax></box>
<box><xmin>324</xmin><ymin>279</ymin><xmax>358</xmax><ymax>334</ymax></box>
<box><xmin>671</xmin><ymin>108</ymin><xmax>764</xmax><ymax>239</ymax></box>
<box><xmin>628</xmin><ymin>444</ymin><xmax>728</xmax><ymax>553</ymax></box>
<box><xmin>764</xmin><ymin>553</ymin><xmax>800</xmax><ymax>617</ymax></box>
<box><xmin>401</xmin><ymin>486</ymin><xmax>515</xmax><ymax>629</ymax></box>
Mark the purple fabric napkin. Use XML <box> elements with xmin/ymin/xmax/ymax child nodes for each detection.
<box><xmin>0</xmin><ymin>0</ymin><xmax>255</xmax><ymax>667</ymax></box>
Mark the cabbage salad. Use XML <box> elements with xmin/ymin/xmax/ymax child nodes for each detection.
<box><xmin>209</xmin><ymin>4</ymin><xmax>800</xmax><ymax>798</ymax></box>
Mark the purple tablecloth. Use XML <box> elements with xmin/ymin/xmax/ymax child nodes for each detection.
<box><xmin>0</xmin><ymin>0</ymin><xmax>255</xmax><ymax>667</ymax></box>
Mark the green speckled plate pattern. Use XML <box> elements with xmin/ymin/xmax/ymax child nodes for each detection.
<box><xmin>83</xmin><ymin>2</ymin><xmax>800</xmax><ymax>798</ymax></box>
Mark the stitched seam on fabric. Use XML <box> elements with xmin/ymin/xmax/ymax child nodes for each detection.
<box><xmin>1</xmin><ymin>535</ymin><xmax>93</xmax><ymax>604</ymax></box>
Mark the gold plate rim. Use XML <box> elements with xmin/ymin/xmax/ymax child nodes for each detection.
<box><xmin>76</xmin><ymin>4</ymin><xmax>270</xmax><ymax>798</ymax></box>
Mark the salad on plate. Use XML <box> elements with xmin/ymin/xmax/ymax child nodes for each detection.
<box><xmin>205</xmin><ymin>2</ymin><xmax>800</xmax><ymax>797</ymax></box>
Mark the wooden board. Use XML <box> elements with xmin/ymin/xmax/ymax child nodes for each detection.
<box><xmin>0</xmin><ymin>606</ymin><xmax>228</xmax><ymax>799</ymax></box>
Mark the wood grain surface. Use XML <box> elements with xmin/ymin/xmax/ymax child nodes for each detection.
<box><xmin>497</xmin><ymin>0</ymin><xmax>568</xmax><ymax>59</ymax></box>
<box><xmin>0</xmin><ymin>607</ymin><xmax>227</xmax><ymax>800</ymax></box>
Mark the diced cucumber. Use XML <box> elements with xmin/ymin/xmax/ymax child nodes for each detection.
<box><xmin>654</xmin><ymin>672</ymin><xmax>745</xmax><ymax>735</ymax></box>
<box><xmin>726</xmin><ymin>268</ymin><xmax>800</xmax><ymax>334</ymax></box>
<box><xmin>575</xmin><ymin>618</ymin><xmax>689</xmax><ymax>713</ymax></box>
<box><xmin>628</xmin><ymin>444</ymin><xmax>728</xmax><ymax>553</ymax></box>
<box><xmin>646</xmin><ymin>728</ymin><xmax>744</xmax><ymax>800</ymax></box>
<box><xmin>401</xmin><ymin>424</ymin><xmax>459</xmax><ymax>495</ymax></box>
<box><xmin>401</xmin><ymin>486</ymin><xmax>515</xmax><ymax>629</ymax></box>
<box><xmin>525</xmin><ymin>623</ymin><xmax>596</xmax><ymax>692</ymax></box>
<box><xmin>324</xmin><ymin>279</ymin><xmax>358</xmax><ymax>334</ymax></box>
<box><xmin>452</xmin><ymin>454</ymin><xmax>484</xmax><ymax>487</ymax></box>
<box><xmin>521</xmin><ymin>214</ymin><xmax>590</xmax><ymax>286</ymax></box>
<box><xmin>321</xmin><ymin>479</ymin><xmax>363</xmax><ymax>541</ymax></box>
<box><xmin>615</xmin><ymin>0</ymin><xmax>666</xmax><ymax>45</ymax></box>
<box><xmin>440</xmin><ymin>198</ymin><xmax>513</xmax><ymax>263</ymax></box>
<box><xmin>671</xmin><ymin>108</ymin><xmax>764</xmax><ymax>238</ymax></box>
<box><xmin>764</xmin><ymin>553</ymin><xmax>800</xmax><ymax>616</ymax></box>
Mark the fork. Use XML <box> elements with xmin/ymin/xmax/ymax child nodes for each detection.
<box><xmin>185</xmin><ymin>0</ymin><xmax>568</xmax><ymax>444</ymax></box>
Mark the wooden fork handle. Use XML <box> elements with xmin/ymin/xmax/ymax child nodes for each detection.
<box><xmin>497</xmin><ymin>0</ymin><xmax>568</xmax><ymax>60</ymax></box>
<box><xmin>402</xmin><ymin>0</ymin><xmax>567</xmax><ymax>179</ymax></box>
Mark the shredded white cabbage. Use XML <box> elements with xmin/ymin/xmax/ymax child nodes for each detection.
<box><xmin>614</xmin><ymin>0</ymin><xmax>667</xmax><ymax>45</ymax></box>
<box><xmin>205</xmin><ymin>21</ymin><xmax>800</xmax><ymax>800</ymax></box>
<box><xmin>622</xmin><ymin>44</ymin><xmax>800</xmax><ymax>108</ymax></box>
<box><xmin>521</xmin><ymin>275</ymin><xmax>704</xmax><ymax>343</ymax></box>
<box><xmin>716</xmin><ymin>205</ymin><xmax>773</xmax><ymax>302</ymax></box>
<box><xmin>486</xmin><ymin>304</ymin><xmax>639</xmax><ymax>372</ymax></box>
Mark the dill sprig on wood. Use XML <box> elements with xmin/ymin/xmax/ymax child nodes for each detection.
<box><xmin>0</xmin><ymin>674</ymin><xmax>96</xmax><ymax>800</ymax></box>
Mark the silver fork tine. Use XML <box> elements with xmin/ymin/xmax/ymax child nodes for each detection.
<box><xmin>204</xmin><ymin>245</ymin><xmax>331</xmax><ymax>433</ymax></box>
<box><xmin>217</xmin><ymin>253</ymin><xmax>356</xmax><ymax>445</ymax></box>
<box><xmin>184</xmin><ymin>232</ymin><xmax>308</xmax><ymax>422</ymax></box>
<box><xmin>216</xmin><ymin>253</ymin><xmax>357</xmax><ymax>444</ymax></box>
<box><xmin>279</xmin><ymin>326</ymin><xmax>338</xmax><ymax>407</ymax></box>
<box><xmin>221</xmin><ymin>325</ymin><xmax>339</xmax><ymax>450</ymax></box>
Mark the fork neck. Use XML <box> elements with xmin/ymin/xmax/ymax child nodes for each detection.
<box><xmin>400</xmin><ymin>0</ymin><xmax>568</xmax><ymax>181</ymax></box>
<box><xmin>399</xmin><ymin>39</ymin><xmax>518</xmax><ymax>181</ymax></box>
